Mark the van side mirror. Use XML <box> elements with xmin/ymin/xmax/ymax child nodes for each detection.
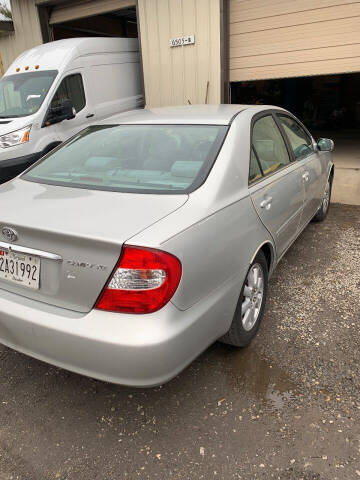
<box><xmin>43</xmin><ymin>99</ymin><xmax>75</xmax><ymax>127</ymax></box>
<box><xmin>317</xmin><ymin>138</ymin><xmax>334</xmax><ymax>152</ymax></box>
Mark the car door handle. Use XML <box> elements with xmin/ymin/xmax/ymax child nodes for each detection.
<box><xmin>86</xmin><ymin>113</ymin><xmax>95</xmax><ymax>118</ymax></box>
<box><xmin>302</xmin><ymin>171</ymin><xmax>310</xmax><ymax>181</ymax></box>
<box><xmin>260</xmin><ymin>197</ymin><xmax>273</xmax><ymax>209</ymax></box>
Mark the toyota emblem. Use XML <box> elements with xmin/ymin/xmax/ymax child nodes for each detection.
<box><xmin>1</xmin><ymin>226</ymin><xmax>18</xmax><ymax>242</ymax></box>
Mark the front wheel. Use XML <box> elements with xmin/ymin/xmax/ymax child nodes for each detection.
<box><xmin>220</xmin><ymin>251</ymin><xmax>268</xmax><ymax>347</ymax></box>
<box><xmin>312</xmin><ymin>176</ymin><xmax>332</xmax><ymax>222</ymax></box>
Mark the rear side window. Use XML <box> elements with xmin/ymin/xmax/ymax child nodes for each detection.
<box><xmin>51</xmin><ymin>73</ymin><xmax>85</xmax><ymax>113</ymax></box>
<box><xmin>278</xmin><ymin>115</ymin><xmax>313</xmax><ymax>159</ymax></box>
<box><xmin>252</xmin><ymin>115</ymin><xmax>290</xmax><ymax>177</ymax></box>
<box><xmin>23</xmin><ymin>124</ymin><xmax>228</xmax><ymax>194</ymax></box>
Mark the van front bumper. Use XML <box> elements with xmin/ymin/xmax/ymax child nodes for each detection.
<box><xmin>0</xmin><ymin>152</ymin><xmax>41</xmax><ymax>182</ymax></box>
<box><xmin>0</xmin><ymin>283</ymin><xmax>236</xmax><ymax>387</ymax></box>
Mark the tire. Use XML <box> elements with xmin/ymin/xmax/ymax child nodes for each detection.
<box><xmin>312</xmin><ymin>175</ymin><xmax>332</xmax><ymax>222</ymax></box>
<box><xmin>220</xmin><ymin>251</ymin><xmax>268</xmax><ymax>347</ymax></box>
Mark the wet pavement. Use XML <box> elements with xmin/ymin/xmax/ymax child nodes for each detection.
<box><xmin>0</xmin><ymin>203</ymin><xmax>359</xmax><ymax>480</ymax></box>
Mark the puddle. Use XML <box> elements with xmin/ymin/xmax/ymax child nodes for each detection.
<box><xmin>265</xmin><ymin>383</ymin><xmax>294</xmax><ymax>410</ymax></box>
<box><xmin>220</xmin><ymin>346</ymin><xmax>298</xmax><ymax>411</ymax></box>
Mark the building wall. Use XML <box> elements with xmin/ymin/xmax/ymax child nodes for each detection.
<box><xmin>0</xmin><ymin>0</ymin><xmax>223</xmax><ymax>106</ymax></box>
<box><xmin>137</xmin><ymin>0</ymin><xmax>222</xmax><ymax>107</ymax></box>
<box><xmin>229</xmin><ymin>0</ymin><xmax>360</xmax><ymax>82</ymax></box>
<box><xmin>0</xmin><ymin>0</ymin><xmax>43</xmax><ymax>74</ymax></box>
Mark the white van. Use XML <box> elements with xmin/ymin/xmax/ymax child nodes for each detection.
<box><xmin>0</xmin><ymin>37</ymin><xmax>143</xmax><ymax>181</ymax></box>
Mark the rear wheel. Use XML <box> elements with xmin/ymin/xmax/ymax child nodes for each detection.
<box><xmin>220</xmin><ymin>251</ymin><xmax>268</xmax><ymax>347</ymax></box>
<box><xmin>312</xmin><ymin>176</ymin><xmax>332</xmax><ymax>222</ymax></box>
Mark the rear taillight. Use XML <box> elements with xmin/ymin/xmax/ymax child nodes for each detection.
<box><xmin>96</xmin><ymin>245</ymin><xmax>182</xmax><ymax>314</ymax></box>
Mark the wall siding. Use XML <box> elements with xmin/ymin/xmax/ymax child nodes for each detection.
<box><xmin>229</xmin><ymin>0</ymin><xmax>360</xmax><ymax>81</ymax></box>
<box><xmin>137</xmin><ymin>0</ymin><xmax>221</xmax><ymax>107</ymax></box>
<box><xmin>0</xmin><ymin>0</ymin><xmax>43</xmax><ymax>74</ymax></box>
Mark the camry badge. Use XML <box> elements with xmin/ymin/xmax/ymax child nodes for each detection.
<box><xmin>1</xmin><ymin>226</ymin><xmax>18</xmax><ymax>243</ymax></box>
<box><xmin>66</xmin><ymin>260</ymin><xmax>107</xmax><ymax>271</ymax></box>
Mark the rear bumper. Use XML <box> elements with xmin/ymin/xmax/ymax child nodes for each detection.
<box><xmin>0</xmin><ymin>152</ymin><xmax>41</xmax><ymax>183</ymax></box>
<box><xmin>0</xmin><ymin>281</ymin><xmax>239</xmax><ymax>386</ymax></box>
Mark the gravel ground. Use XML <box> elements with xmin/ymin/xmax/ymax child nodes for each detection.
<box><xmin>0</xmin><ymin>203</ymin><xmax>359</xmax><ymax>480</ymax></box>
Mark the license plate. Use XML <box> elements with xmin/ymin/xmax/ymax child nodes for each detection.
<box><xmin>0</xmin><ymin>249</ymin><xmax>40</xmax><ymax>289</ymax></box>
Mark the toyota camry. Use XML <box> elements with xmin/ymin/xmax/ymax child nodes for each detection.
<box><xmin>0</xmin><ymin>105</ymin><xmax>334</xmax><ymax>386</ymax></box>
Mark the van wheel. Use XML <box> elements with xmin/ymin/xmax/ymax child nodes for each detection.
<box><xmin>220</xmin><ymin>251</ymin><xmax>268</xmax><ymax>347</ymax></box>
<box><xmin>312</xmin><ymin>177</ymin><xmax>332</xmax><ymax>222</ymax></box>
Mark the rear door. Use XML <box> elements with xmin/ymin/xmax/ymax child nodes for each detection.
<box><xmin>249</xmin><ymin>112</ymin><xmax>305</xmax><ymax>257</ymax></box>
<box><xmin>276</xmin><ymin>113</ymin><xmax>324</xmax><ymax>227</ymax></box>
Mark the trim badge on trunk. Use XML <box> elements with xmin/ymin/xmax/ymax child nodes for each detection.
<box><xmin>1</xmin><ymin>227</ymin><xmax>18</xmax><ymax>243</ymax></box>
<box><xmin>66</xmin><ymin>260</ymin><xmax>107</xmax><ymax>271</ymax></box>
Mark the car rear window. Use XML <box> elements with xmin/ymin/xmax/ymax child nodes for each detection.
<box><xmin>23</xmin><ymin>124</ymin><xmax>228</xmax><ymax>194</ymax></box>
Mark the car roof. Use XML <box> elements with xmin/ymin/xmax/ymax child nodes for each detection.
<box><xmin>101</xmin><ymin>104</ymin><xmax>283</xmax><ymax>126</ymax></box>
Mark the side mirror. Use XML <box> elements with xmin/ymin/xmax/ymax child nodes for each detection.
<box><xmin>317</xmin><ymin>138</ymin><xmax>334</xmax><ymax>152</ymax></box>
<box><xmin>58</xmin><ymin>99</ymin><xmax>76</xmax><ymax>120</ymax></box>
<box><xmin>43</xmin><ymin>99</ymin><xmax>75</xmax><ymax>127</ymax></box>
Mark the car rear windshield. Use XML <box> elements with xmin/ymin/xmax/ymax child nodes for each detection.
<box><xmin>23</xmin><ymin>124</ymin><xmax>228</xmax><ymax>193</ymax></box>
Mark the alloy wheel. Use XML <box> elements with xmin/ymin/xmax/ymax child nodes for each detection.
<box><xmin>241</xmin><ymin>263</ymin><xmax>264</xmax><ymax>331</ymax></box>
<box><xmin>322</xmin><ymin>179</ymin><xmax>331</xmax><ymax>214</ymax></box>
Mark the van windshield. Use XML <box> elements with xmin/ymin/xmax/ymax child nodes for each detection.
<box><xmin>0</xmin><ymin>70</ymin><xmax>58</xmax><ymax>118</ymax></box>
<box><xmin>23</xmin><ymin>124</ymin><xmax>228</xmax><ymax>194</ymax></box>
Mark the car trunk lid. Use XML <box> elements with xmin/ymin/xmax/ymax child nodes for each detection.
<box><xmin>0</xmin><ymin>179</ymin><xmax>187</xmax><ymax>312</ymax></box>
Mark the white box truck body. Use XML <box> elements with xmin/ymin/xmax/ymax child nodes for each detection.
<box><xmin>0</xmin><ymin>37</ymin><xmax>143</xmax><ymax>181</ymax></box>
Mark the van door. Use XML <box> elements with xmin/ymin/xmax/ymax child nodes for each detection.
<box><xmin>51</xmin><ymin>71</ymin><xmax>93</xmax><ymax>141</ymax></box>
<box><xmin>249</xmin><ymin>113</ymin><xmax>305</xmax><ymax>258</ymax></box>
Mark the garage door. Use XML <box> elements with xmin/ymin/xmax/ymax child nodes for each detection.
<box><xmin>229</xmin><ymin>0</ymin><xmax>360</xmax><ymax>81</ymax></box>
<box><xmin>49</xmin><ymin>0</ymin><xmax>136</xmax><ymax>24</ymax></box>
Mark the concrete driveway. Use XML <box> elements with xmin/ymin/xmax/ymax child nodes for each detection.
<box><xmin>330</xmin><ymin>134</ymin><xmax>360</xmax><ymax>205</ymax></box>
<box><xmin>0</xmin><ymin>204</ymin><xmax>359</xmax><ymax>480</ymax></box>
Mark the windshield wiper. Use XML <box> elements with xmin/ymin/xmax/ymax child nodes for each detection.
<box><xmin>0</xmin><ymin>115</ymin><xmax>20</xmax><ymax>119</ymax></box>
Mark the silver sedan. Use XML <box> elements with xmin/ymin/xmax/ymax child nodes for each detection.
<box><xmin>0</xmin><ymin>105</ymin><xmax>334</xmax><ymax>386</ymax></box>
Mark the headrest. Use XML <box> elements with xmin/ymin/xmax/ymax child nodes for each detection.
<box><xmin>84</xmin><ymin>156</ymin><xmax>117</xmax><ymax>170</ymax></box>
<box><xmin>171</xmin><ymin>161</ymin><xmax>203</xmax><ymax>178</ymax></box>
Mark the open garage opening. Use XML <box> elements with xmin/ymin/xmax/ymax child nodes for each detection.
<box><xmin>50</xmin><ymin>7</ymin><xmax>138</xmax><ymax>41</ymax></box>
<box><xmin>230</xmin><ymin>73</ymin><xmax>360</xmax><ymax>204</ymax></box>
